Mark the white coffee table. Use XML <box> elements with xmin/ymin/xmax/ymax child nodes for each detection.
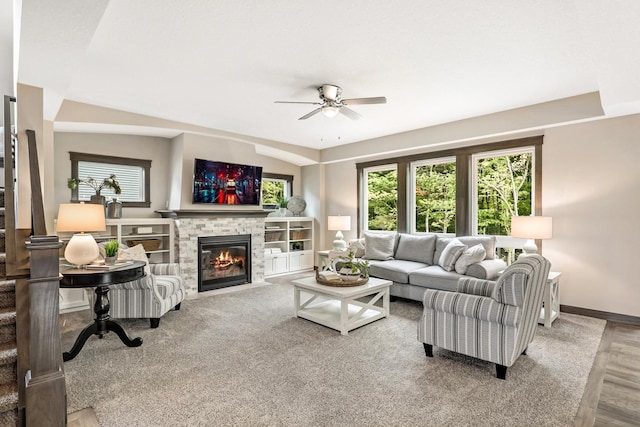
<box><xmin>292</xmin><ymin>276</ymin><xmax>392</xmax><ymax>335</ymax></box>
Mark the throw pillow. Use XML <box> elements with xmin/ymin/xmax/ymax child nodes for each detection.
<box><xmin>438</xmin><ymin>238</ymin><xmax>467</xmax><ymax>272</ymax></box>
<box><xmin>454</xmin><ymin>244</ymin><xmax>486</xmax><ymax>275</ymax></box>
<box><xmin>394</xmin><ymin>233</ymin><xmax>437</xmax><ymax>265</ymax></box>
<box><xmin>118</xmin><ymin>244</ymin><xmax>151</xmax><ymax>276</ymax></box>
<box><xmin>347</xmin><ymin>238</ymin><xmax>366</xmax><ymax>258</ymax></box>
<box><xmin>362</xmin><ymin>232</ymin><xmax>395</xmax><ymax>261</ymax></box>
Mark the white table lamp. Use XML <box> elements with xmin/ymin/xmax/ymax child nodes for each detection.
<box><xmin>56</xmin><ymin>203</ymin><xmax>106</xmax><ymax>267</ymax></box>
<box><xmin>511</xmin><ymin>216</ymin><xmax>552</xmax><ymax>256</ymax></box>
<box><xmin>328</xmin><ymin>215</ymin><xmax>351</xmax><ymax>251</ymax></box>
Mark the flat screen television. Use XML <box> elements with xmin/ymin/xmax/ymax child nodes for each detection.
<box><xmin>192</xmin><ymin>158</ymin><xmax>263</xmax><ymax>205</ymax></box>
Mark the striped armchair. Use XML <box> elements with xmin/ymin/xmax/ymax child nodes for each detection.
<box><xmin>90</xmin><ymin>263</ymin><xmax>185</xmax><ymax>328</ymax></box>
<box><xmin>417</xmin><ymin>254</ymin><xmax>551</xmax><ymax>379</ymax></box>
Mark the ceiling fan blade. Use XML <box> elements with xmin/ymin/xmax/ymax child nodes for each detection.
<box><xmin>340</xmin><ymin>107</ymin><xmax>363</xmax><ymax>120</ymax></box>
<box><xmin>342</xmin><ymin>96</ymin><xmax>387</xmax><ymax>105</ymax></box>
<box><xmin>275</xmin><ymin>101</ymin><xmax>322</xmax><ymax>105</ymax></box>
<box><xmin>298</xmin><ymin>108</ymin><xmax>322</xmax><ymax>120</ymax></box>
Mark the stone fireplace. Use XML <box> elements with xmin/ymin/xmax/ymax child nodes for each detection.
<box><xmin>173</xmin><ymin>211</ymin><xmax>267</xmax><ymax>296</ymax></box>
<box><xmin>198</xmin><ymin>234</ymin><xmax>251</xmax><ymax>291</ymax></box>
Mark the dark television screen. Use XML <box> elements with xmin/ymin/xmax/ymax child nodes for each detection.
<box><xmin>192</xmin><ymin>159</ymin><xmax>263</xmax><ymax>205</ymax></box>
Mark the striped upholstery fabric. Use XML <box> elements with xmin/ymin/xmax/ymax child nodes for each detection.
<box><xmin>418</xmin><ymin>255</ymin><xmax>551</xmax><ymax>367</ymax></box>
<box><xmin>89</xmin><ymin>262</ymin><xmax>185</xmax><ymax>321</ymax></box>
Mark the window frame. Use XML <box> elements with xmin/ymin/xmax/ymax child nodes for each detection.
<box><xmin>69</xmin><ymin>152</ymin><xmax>151</xmax><ymax>208</ymax></box>
<box><xmin>356</xmin><ymin>136</ymin><xmax>543</xmax><ymax>243</ymax></box>
<box><xmin>409</xmin><ymin>156</ymin><xmax>457</xmax><ymax>235</ymax></box>
<box><xmin>360</xmin><ymin>163</ymin><xmax>399</xmax><ymax>232</ymax></box>
<box><xmin>471</xmin><ymin>146</ymin><xmax>536</xmax><ymax>249</ymax></box>
<box><xmin>262</xmin><ymin>172</ymin><xmax>293</xmax><ymax>210</ymax></box>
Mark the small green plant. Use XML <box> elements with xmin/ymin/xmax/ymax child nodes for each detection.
<box><xmin>333</xmin><ymin>250</ymin><xmax>370</xmax><ymax>278</ymax></box>
<box><xmin>104</xmin><ymin>240</ymin><xmax>119</xmax><ymax>258</ymax></box>
<box><xmin>278</xmin><ymin>196</ymin><xmax>289</xmax><ymax>208</ymax></box>
<box><xmin>68</xmin><ymin>175</ymin><xmax>122</xmax><ymax>196</ymax></box>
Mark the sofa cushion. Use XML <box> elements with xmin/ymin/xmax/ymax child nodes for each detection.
<box><xmin>438</xmin><ymin>239</ymin><xmax>467</xmax><ymax>272</ymax></box>
<box><xmin>408</xmin><ymin>265</ymin><xmax>463</xmax><ymax>292</ymax></box>
<box><xmin>454</xmin><ymin>244</ymin><xmax>486</xmax><ymax>275</ymax></box>
<box><xmin>367</xmin><ymin>259</ymin><xmax>428</xmax><ymax>284</ymax></box>
<box><xmin>466</xmin><ymin>259</ymin><xmax>507</xmax><ymax>280</ymax></box>
<box><xmin>394</xmin><ymin>233</ymin><xmax>437</xmax><ymax>265</ymax></box>
<box><xmin>434</xmin><ymin>235</ymin><xmax>497</xmax><ymax>263</ymax></box>
<box><xmin>363</xmin><ymin>232</ymin><xmax>396</xmax><ymax>260</ymax></box>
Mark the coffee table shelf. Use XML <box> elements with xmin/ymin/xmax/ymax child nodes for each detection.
<box><xmin>292</xmin><ymin>276</ymin><xmax>392</xmax><ymax>335</ymax></box>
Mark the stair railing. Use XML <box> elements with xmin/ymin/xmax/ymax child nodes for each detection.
<box><xmin>4</xmin><ymin>95</ymin><xmax>66</xmax><ymax>426</ymax></box>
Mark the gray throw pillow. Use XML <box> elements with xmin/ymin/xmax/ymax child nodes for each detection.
<box><xmin>363</xmin><ymin>232</ymin><xmax>395</xmax><ymax>261</ymax></box>
<box><xmin>438</xmin><ymin>238</ymin><xmax>467</xmax><ymax>272</ymax></box>
<box><xmin>454</xmin><ymin>244</ymin><xmax>486</xmax><ymax>275</ymax></box>
<box><xmin>394</xmin><ymin>233</ymin><xmax>437</xmax><ymax>264</ymax></box>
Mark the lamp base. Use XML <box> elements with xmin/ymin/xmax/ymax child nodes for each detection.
<box><xmin>332</xmin><ymin>230</ymin><xmax>347</xmax><ymax>251</ymax></box>
<box><xmin>518</xmin><ymin>239</ymin><xmax>538</xmax><ymax>258</ymax></box>
<box><xmin>64</xmin><ymin>233</ymin><xmax>99</xmax><ymax>267</ymax></box>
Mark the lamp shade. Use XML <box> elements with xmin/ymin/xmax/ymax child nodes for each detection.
<box><xmin>57</xmin><ymin>203</ymin><xmax>106</xmax><ymax>267</ymax></box>
<box><xmin>511</xmin><ymin>216</ymin><xmax>553</xmax><ymax>239</ymax></box>
<box><xmin>328</xmin><ymin>215</ymin><xmax>351</xmax><ymax>231</ymax></box>
<box><xmin>56</xmin><ymin>203</ymin><xmax>106</xmax><ymax>233</ymax></box>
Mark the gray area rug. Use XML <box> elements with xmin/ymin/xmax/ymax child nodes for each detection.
<box><xmin>61</xmin><ymin>275</ymin><xmax>604</xmax><ymax>426</ymax></box>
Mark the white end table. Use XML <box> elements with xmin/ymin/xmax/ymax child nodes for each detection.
<box><xmin>292</xmin><ymin>276</ymin><xmax>392</xmax><ymax>335</ymax></box>
<box><xmin>539</xmin><ymin>271</ymin><xmax>561</xmax><ymax>327</ymax></box>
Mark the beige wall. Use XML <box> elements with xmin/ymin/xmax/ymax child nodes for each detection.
<box><xmin>173</xmin><ymin>133</ymin><xmax>302</xmax><ymax>210</ymax></box>
<box><xmin>314</xmin><ymin>114</ymin><xmax>640</xmax><ymax>317</ymax></box>
<box><xmin>53</xmin><ymin>132</ymin><xmax>172</xmax><ymax>220</ymax></box>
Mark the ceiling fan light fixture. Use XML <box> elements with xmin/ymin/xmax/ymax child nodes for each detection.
<box><xmin>322</xmin><ymin>106</ymin><xmax>340</xmax><ymax>118</ymax></box>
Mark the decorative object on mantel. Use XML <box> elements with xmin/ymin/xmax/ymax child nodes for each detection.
<box><xmin>328</xmin><ymin>215</ymin><xmax>351</xmax><ymax>250</ymax></box>
<box><xmin>511</xmin><ymin>215</ymin><xmax>553</xmax><ymax>257</ymax></box>
<box><xmin>155</xmin><ymin>210</ymin><xmax>178</xmax><ymax>218</ymax></box>
<box><xmin>67</xmin><ymin>175</ymin><xmax>121</xmax><ymax>207</ymax></box>
<box><xmin>287</xmin><ymin>195</ymin><xmax>307</xmax><ymax>216</ymax></box>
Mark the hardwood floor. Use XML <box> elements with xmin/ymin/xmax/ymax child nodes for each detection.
<box><xmin>576</xmin><ymin>321</ymin><xmax>640</xmax><ymax>426</ymax></box>
<box><xmin>66</xmin><ymin>321</ymin><xmax>640</xmax><ymax>426</ymax></box>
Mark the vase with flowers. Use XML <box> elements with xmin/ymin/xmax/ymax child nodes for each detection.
<box><xmin>67</xmin><ymin>175</ymin><xmax>122</xmax><ymax>206</ymax></box>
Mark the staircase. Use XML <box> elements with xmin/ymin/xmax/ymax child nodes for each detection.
<box><xmin>0</xmin><ymin>189</ymin><xmax>19</xmax><ymax>425</ymax></box>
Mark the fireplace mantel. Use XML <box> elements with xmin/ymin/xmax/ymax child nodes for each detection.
<box><xmin>158</xmin><ymin>209</ymin><xmax>271</xmax><ymax>219</ymax></box>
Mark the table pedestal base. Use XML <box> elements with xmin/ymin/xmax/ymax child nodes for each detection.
<box><xmin>63</xmin><ymin>285</ymin><xmax>142</xmax><ymax>362</ymax></box>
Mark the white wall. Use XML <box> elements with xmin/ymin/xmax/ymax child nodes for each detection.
<box><xmin>53</xmin><ymin>132</ymin><xmax>172</xmax><ymax>219</ymax></box>
<box><xmin>174</xmin><ymin>133</ymin><xmax>302</xmax><ymax>210</ymax></box>
<box><xmin>316</xmin><ymin>114</ymin><xmax>640</xmax><ymax>318</ymax></box>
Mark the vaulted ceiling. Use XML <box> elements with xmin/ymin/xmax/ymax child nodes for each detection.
<box><xmin>17</xmin><ymin>0</ymin><xmax>640</xmax><ymax>150</ymax></box>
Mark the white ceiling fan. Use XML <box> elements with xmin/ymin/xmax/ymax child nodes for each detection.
<box><xmin>275</xmin><ymin>84</ymin><xmax>387</xmax><ymax>120</ymax></box>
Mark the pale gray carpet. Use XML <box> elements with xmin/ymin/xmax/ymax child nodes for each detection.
<box><xmin>61</xmin><ymin>274</ymin><xmax>605</xmax><ymax>427</ymax></box>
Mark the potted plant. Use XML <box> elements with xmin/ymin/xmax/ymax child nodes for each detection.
<box><xmin>67</xmin><ymin>175</ymin><xmax>122</xmax><ymax>206</ymax></box>
<box><xmin>331</xmin><ymin>250</ymin><xmax>369</xmax><ymax>281</ymax></box>
<box><xmin>277</xmin><ymin>196</ymin><xmax>289</xmax><ymax>217</ymax></box>
<box><xmin>104</xmin><ymin>239</ymin><xmax>119</xmax><ymax>265</ymax></box>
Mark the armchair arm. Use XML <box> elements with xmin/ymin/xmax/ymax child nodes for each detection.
<box><xmin>422</xmin><ymin>289</ymin><xmax>521</xmax><ymax>327</ymax></box>
<box><xmin>149</xmin><ymin>263</ymin><xmax>181</xmax><ymax>276</ymax></box>
<box><xmin>456</xmin><ymin>277</ymin><xmax>499</xmax><ymax>298</ymax></box>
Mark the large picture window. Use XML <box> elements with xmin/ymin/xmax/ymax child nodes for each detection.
<box><xmin>363</xmin><ymin>165</ymin><xmax>398</xmax><ymax>231</ymax></box>
<box><xmin>262</xmin><ymin>173</ymin><xmax>293</xmax><ymax>209</ymax></box>
<box><xmin>70</xmin><ymin>152</ymin><xmax>151</xmax><ymax>207</ymax></box>
<box><xmin>410</xmin><ymin>157</ymin><xmax>456</xmax><ymax>234</ymax></box>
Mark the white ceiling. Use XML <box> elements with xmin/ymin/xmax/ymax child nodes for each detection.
<box><xmin>16</xmin><ymin>0</ymin><xmax>640</xmax><ymax>150</ymax></box>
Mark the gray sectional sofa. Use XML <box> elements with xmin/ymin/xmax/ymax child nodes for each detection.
<box><xmin>348</xmin><ymin>232</ymin><xmax>507</xmax><ymax>302</ymax></box>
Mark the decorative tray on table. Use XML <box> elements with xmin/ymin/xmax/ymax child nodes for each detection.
<box><xmin>315</xmin><ymin>270</ymin><xmax>369</xmax><ymax>287</ymax></box>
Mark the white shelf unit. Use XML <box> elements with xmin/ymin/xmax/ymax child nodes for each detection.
<box><xmin>265</xmin><ymin>217</ymin><xmax>314</xmax><ymax>276</ymax></box>
<box><xmin>58</xmin><ymin>218</ymin><xmax>175</xmax><ymax>313</ymax></box>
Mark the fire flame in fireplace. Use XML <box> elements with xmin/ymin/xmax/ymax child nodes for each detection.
<box><xmin>213</xmin><ymin>251</ymin><xmax>244</xmax><ymax>270</ymax></box>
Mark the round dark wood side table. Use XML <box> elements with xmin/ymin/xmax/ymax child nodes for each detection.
<box><xmin>60</xmin><ymin>260</ymin><xmax>146</xmax><ymax>361</ymax></box>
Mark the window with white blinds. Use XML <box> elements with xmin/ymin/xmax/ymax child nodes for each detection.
<box><xmin>77</xmin><ymin>161</ymin><xmax>145</xmax><ymax>202</ymax></box>
<box><xmin>69</xmin><ymin>152</ymin><xmax>151</xmax><ymax>207</ymax></box>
